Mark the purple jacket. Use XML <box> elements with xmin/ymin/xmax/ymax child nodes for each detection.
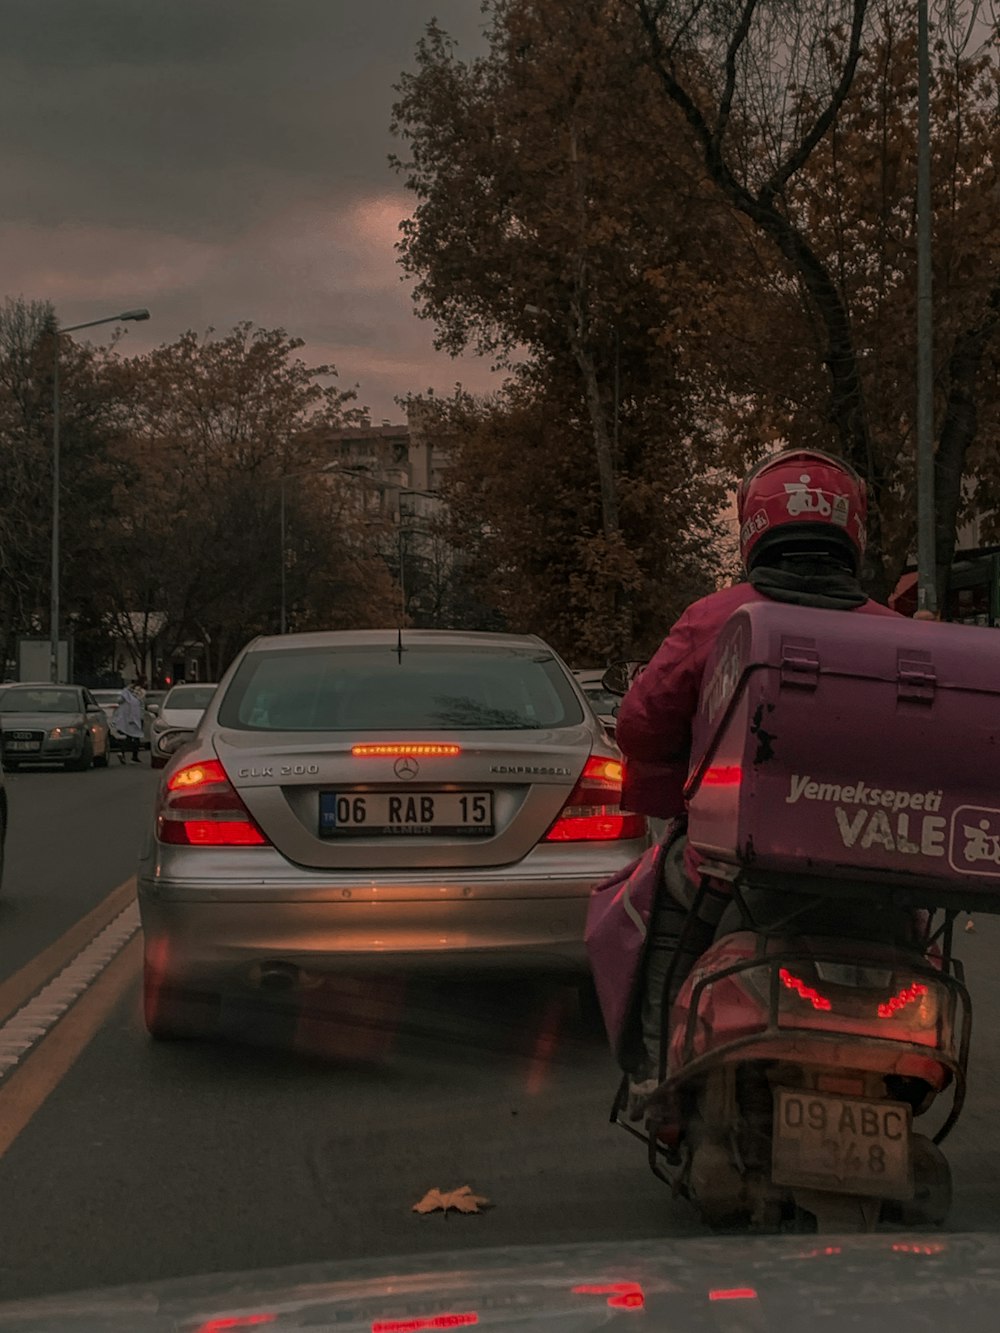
<box><xmin>616</xmin><ymin>582</ymin><xmax>898</xmax><ymax>818</ymax></box>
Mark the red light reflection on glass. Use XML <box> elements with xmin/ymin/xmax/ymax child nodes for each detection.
<box><xmin>709</xmin><ymin>1288</ymin><xmax>759</xmax><ymax>1301</ymax></box>
<box><xmin>779</xmin><ymin>968</ymin><xmax>832</xmax><ymax>1011</ymax></box>
<box><xmin>372</xmin><ymin>1315</ymin><xmax>479</xmax><ymax>1333</ymax></box>
<box><xmin>701</xmin><ymin>765</ymin><xmax>742</xmax><ymax>786</ymax></box>
<box><xmin>609</xmin><ymin>1292</ymin><xmax>644</xmax><ymax>1310</ymax></box>
<box><xmin>195</xmin><ymin>1316</ymin><xmax>276</xmax><ymax>1333</ymax></box>
<box><xmin>891</xmin><ymin>1242</ymin><xmax>946</xmax><ymax>1256</ymax></box>
<box><xmin>573</xmin><ymin>1283</ymin><xmax>645</xmax><ymax>1310</ymax></box>
<box><xmin>877</xmin><ymin>982</ymin><xmax>929</xmax><ymax>1019</ymax></box>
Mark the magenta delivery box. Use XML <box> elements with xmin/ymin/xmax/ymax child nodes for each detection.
<box><xmin>685</xmin><ymin>601</ymin><xmax>1000</xmax><ymax>909</ymax></box>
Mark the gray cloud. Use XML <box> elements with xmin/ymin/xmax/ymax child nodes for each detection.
<box><xmin>0</xmin><ymin>1</ymin><xmax>504</xmax><ymax>418</ymax></box>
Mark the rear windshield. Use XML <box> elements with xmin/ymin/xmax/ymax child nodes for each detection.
<box><xmin>164</xmin><ymin>685</ymin><xmax>216</xmax><ymax>711</ymax></box>
<box><xmin>0</xmin><ymin>688</ymin><xmax>79</xmax><ymax>714</ymax></box>
<box><xmin>218</xmin><ymin>646</ymin><xmax>584</xmax><ymax>731</ymax></box>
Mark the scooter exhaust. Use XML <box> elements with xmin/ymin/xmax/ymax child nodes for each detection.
<box><xmin>255</xmin><ymin>961</ymin><xmax>305</xmax><ymax>992</ymax></box>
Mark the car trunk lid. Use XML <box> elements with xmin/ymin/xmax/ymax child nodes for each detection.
<box><xmin>213</xmin><ymin>728</ymin><xmax>594</xmax><ymax>868</ymax></box>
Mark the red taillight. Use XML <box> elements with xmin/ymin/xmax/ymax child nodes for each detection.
<box><xmin>709</xmin><ymin>1289</ymin><xmax>758</xmax><ymax>1302</ymax></box>
<box><xmin>544</xmin><ymin>755</ymin><xmax>645</xmax><ymax>842</ymax></box>
<box><xmin>877</xmin><ymin>982</ymin><xmax>928</xmax><ymax>1018</ymax></box>
<box><xmin>167</xmin><ymin>758</ymin><xmax>227</xmax><ymax>790</ymax></box>
<box><xmin>158</xmin><ymin>758</ymin><xmax>268</xmax><ymax>847</ymax></box>
<box><xmin>779</xmin><ymin>968</ymin><xmax>832</xmax><ymax>1011</ymax></box>
<box><xmin>352</xmin><ymin>743</ymin><xmax>462</xmax><ymax>757</ymax></box>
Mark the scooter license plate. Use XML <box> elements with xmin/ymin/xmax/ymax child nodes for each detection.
<box><xmin>772</xmin><ymin>1089</ymin><xmax>913</xmax><ymax>1200</ymax></box>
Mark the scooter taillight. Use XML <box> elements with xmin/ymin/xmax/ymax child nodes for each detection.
<box><xmin>740</xmin><ymin>962</ymin><xmax>946</xmax><ymax>1041</ymax></box>
<box><xmin>779</xmin><ymin>968</ymin><xmax>831</xmax><ymax>1011</ymax></box>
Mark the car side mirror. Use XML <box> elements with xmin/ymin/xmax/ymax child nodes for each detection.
<box><xmin>602</xmin><ymin>663</ymin><xmax>632</xmax><ymax>696</ymax></box>
<box><xmin>147</xmin><ymin>704</ymin><xmax>160</xmax><ymax>716</ymax></box>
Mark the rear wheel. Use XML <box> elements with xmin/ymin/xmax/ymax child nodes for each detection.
<box><xmin>143</xmin><ymin>957</ymin><xmax>218</xmax><ymax>1040</ymax></box>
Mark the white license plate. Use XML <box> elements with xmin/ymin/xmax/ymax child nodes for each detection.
<box><xmin>771</xmin><ymin>1089</ymin><xmax>913</xmax><ymax>1200</ymax></box>
<box><xmin>5</xmin><ymin>741</ymin><xmax>39</xmax><ymax>752</ymax></box>
<box><xmin>319</xmin><ymin>790</ymin><xmax>494</xmax><ymax>837</ymax></box>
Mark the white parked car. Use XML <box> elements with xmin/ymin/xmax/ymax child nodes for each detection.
<box><xmin>149</xmin><ymin>683</ymin><xmax>218</xmax><ymax>769</ymax></box>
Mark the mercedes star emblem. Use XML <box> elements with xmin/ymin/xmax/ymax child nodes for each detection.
<box><xmin>394</xmin><ymin>756</ymin><xmax>419</xmax><ymax>780</ymax></box>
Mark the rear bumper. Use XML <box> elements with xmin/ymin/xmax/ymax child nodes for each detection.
<box><xmin>139</xmin><ymin>893</ymin><xmax>591</xmax><ymax>980</ymax></box>
<box><xmin>138</xmin><ymin>861</ymin><xmax>638</xmax><ymax>981</ymax></box>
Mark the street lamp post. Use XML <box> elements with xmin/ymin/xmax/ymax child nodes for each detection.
<box><xmin>915</xmin><ymin>0</ymin><xmax>936</xmax><ymax>616</ymax></box>
<box><xmin>50</xmin><ymin>308</ymin><xmax>150</xmax><ymax>682</ymax></box>
<box><xmin>279</xmin><ymin>476</ymin><xmax>288</xmax><ymax>635</ymax></box>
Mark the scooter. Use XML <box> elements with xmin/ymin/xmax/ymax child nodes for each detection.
<box><xmin>593</xmin><ymin>599</ymin><xmax>999</xmax><ymax>1232</ymax></box>
<box><xmin>609</xmin><ymin>877</ymin><xmax>969</xmax><ymax>1232</ymax></box>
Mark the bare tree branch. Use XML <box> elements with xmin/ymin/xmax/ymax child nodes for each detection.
<box><xmin>714</xmin><ymin>0</ymin><xmax>763</xmax><ymax>150</ymax></box>
<box><xmin>760</xmin><ymin>0</ymin><xmax>869</xmax><ymax>203</ymax></box>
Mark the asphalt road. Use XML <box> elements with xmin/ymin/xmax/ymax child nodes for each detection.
<box><xmin>1</xmin><ymin>766</ymin><xmax>1000</xmax><ymax>1304</ymax></box>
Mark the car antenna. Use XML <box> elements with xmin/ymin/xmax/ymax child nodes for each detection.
<box><xmin>396</xmin><ymin>626</ymin><xmax>404</xmax><ymax>665</ymax></box>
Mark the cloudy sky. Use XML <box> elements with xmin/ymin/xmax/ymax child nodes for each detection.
<box><xmin>0</xmin><ymin>0</ymin><xmax>502</xmax><ymax>421</ymax></box>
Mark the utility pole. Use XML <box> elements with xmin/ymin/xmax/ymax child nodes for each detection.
<box><xmin>915</xmin><ymin>0</ymin><xmax>936</xmax><ymax>616</ymax></box>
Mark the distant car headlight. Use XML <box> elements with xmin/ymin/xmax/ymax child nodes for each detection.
<box><xmin>48</xmin><ymin>725</ymin><xmax>81</xmax><ymax>739</ymax></box>
<box><xmin>157</xmin><ymin>730</ymin><xmax>192</xmax><ymax>755</ymax></box>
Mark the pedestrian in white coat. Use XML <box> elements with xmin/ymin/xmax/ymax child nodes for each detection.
<box><xmin>111</xmin><ymin>679</ymin><xmax>145</xmax><ymax>765</ymax></box>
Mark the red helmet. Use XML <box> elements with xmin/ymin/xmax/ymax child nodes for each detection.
<box><xmin>737</xmin><ymin>448</ymin><xmax>868</xmax><ymax>573</ymax></box>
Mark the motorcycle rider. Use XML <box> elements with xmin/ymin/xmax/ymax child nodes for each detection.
<box><xmin>614</xmin><ymin>448</ymin><xmax>899</xmax><ymax>1112</ymax></box>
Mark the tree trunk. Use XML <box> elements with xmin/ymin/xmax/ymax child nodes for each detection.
<box><xmin>714</xmin><ymin>197</ymin><xmax>889</xmax><ymax>598</ymax></box>
<box><xmin>571</xmin><ymin>335</ymin><xmax>620</xmax><ymax>539</ymax></box>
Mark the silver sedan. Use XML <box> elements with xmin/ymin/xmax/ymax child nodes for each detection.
<box><xmin>0</xmin><ymin>684</ymin><xmax>111</xmax><ymax>771</ymax></box>
<box><xmin>137</xmin><ymin>629</ymin><xmax>647</xmax><ymax>1037</ymax></box>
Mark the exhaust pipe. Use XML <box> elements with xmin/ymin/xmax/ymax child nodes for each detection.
<box><xmin>255</xmin><ymin>961</ymin><xmax>305</xmax><ymax>993</ymax></box>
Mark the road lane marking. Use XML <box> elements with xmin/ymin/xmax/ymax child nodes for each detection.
<box><xmin>0</xmin><ymin>934</ymin><xmax>141</xmax><ymax>1159</ymax></box>
<box><xmin>0</xmin><ymin>875</ymin><xmax>136</xmax><ymax>1026</ymax></box>
<box><xmin>0</xmin><ymin>902</ymin><xmax>139</xmax><ymax>1078</ymax></box>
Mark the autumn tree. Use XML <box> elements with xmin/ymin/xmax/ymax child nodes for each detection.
<box><xmin>0</xmin><ymin>298</ymin><xmax>54</xmax><ymax>658</ymax></box>
<box><xmin>0</xmin><ymin>298</ymin><xmax>141</xmax><ymax>675</ymax></box>
<box><xmin>411</xmin><ymin>385</ymin><xmax>726</xmax><ymax>660</ymax></box>
<box><xmin>95</xmin><ymin>324</ymin><xmax>397</xmax><ymax>675</ymax></box>
<box><xmin>632</xmin><ymin>0</ymin><xmax>1000</xmax><ymax>596</ymax></box>
<box><xmin>392</xmin><ymin>0</ymin><xmax>743</xmax><ymax>653</ymax></box>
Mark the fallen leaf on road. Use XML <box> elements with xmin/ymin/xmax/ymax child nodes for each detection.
<box><xmin>412</xmin><ymin>1185</ymin><xmax>492</xmax><ymax>1215</ymax></box>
